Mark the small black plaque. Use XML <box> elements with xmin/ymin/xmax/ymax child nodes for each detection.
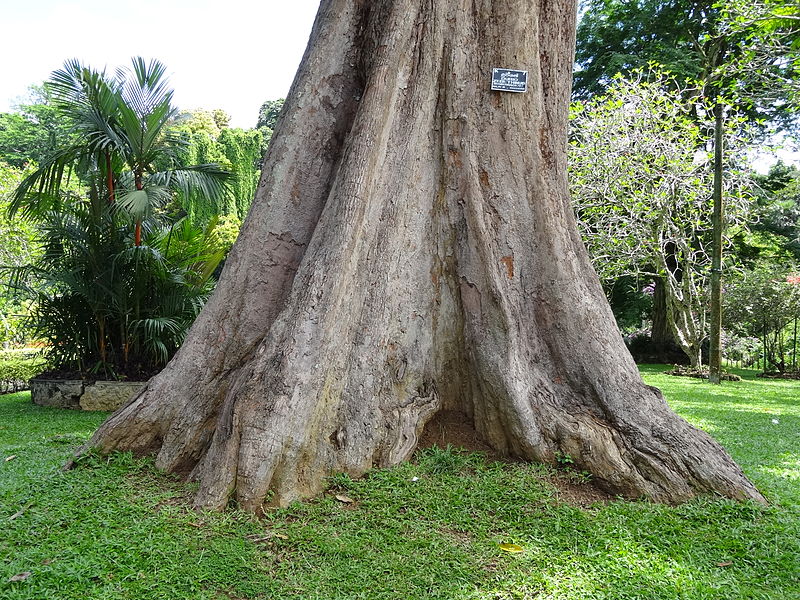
<box><xmin>491</xmin><ymin>68</ymin><xmax>528</xmax><ymax>93</ymax></box>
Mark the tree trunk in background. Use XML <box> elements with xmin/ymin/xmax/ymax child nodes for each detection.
<box><xmin>87</xmin><ymin>0</ymin><xmax>764</xmax><ymax>512</ymax></box>
<box><xmin>649</xmin><ymin>276</ymin><xmax>686</xmax><ymax>364</ymax></box>
<box><xmin>651</xmin><ymin>277</ymin><xmax>670</xmax><ymax>344</ymax></box>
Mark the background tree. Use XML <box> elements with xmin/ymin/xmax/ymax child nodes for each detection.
<box><xmin>256</xmin><ymin>98</ymin><xmax>285</xmax><ymax>131</ymax></box>
<box><xmin>574</xmin><ymin>0</ymin><xmax>795</xmax><ymax>126</ymax></box>
<box><xmin>0</xmin><ymin>163</ymin><xmax>39</xmax><ymax>348</ymax></box>
<box><xmin>574</xmin><ymin>0</ymin><xmax>798</xmax><ymax>375</ymax></box>
<box><xmin>717</xmin><ymin>0</ymin><xmax>800</xmax><ymax>129</ymax></box>
<box><xmin>574</xmin><ymin>0</ymin><xmax>718</xmax><ymax>99</ymax></box>
<box><xmin>570</xmin><ymin>72</ymin><xmax>754</xmax><ymax>367</ymax></box>
<box><xmin>734</xmin><ymin>162</ymin><xmax>800</xmax><ymax>264</ymax></box>
<box><xmin>0</xmin><ymin>86</ymin><xmax>75</xmax><ymax>168</ymax></box>
<box><xmin>88</xmin><ymin>0</ymin><xmax>762</xmax><ymax>512</ymax></box>
<box><xmin>255</xmin><ymin>98</ymin><xmax>285</xmax><ymax>167</ymax></box>
<box><xmin>171</xmin><ymin>110</ymin><xmax>262</xmax><ymax>222</ymax></box>
<box><xmin>724</xmin><ymin>262</ymin><xmax>800</xmax><ymax>372</ymax></box>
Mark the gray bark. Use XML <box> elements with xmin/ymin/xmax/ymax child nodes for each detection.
<box><xmin>87</xmin><ymin>0</ymin><xmax>764</xmax><ymax>512</ymax></box>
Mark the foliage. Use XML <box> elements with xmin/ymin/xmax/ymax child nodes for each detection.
<box><xmin>9</xmin><ymin>58</ymin><xmax>231</xmax><ymax>246</ymax></box>
<box><xmin>740</xmin><ymin>162</ymin><xmax>800</xmax><ymax>263</ymax></box>
<box><xmin>256</xmin><ymin>98</ymin><xmax>285</xmax><ymax>131</ymax></box>
<box><xmin>7</xmin><ymin>58</ymin><xmax>231</xmax><ymax>379</ymax></box>
<box><xmin>12</xmin><ymin>197</ymin><xmax>224</xmax><ymax>378</ymax></box>
<box><xmin>218</xmin><ymin>127</ymin><xmax>262</xmax><ymax>219</ymax></box>
<box><xmin>171</xmin><ymin>110</ymin><xmax>262</xmax><ymax>223</ymax></box>
<box><xmin>1</xmin><ymin>367</ymin><xmax>798</xmax><ymax>598</ymax></box>
<box><xmin>0</xmin><ymin>166</ymin><xmax>36</xmax><ymax>263</ymax></box>
<box><xmin>0</xmin><ymin>350</ymin><xmax>45</xmax><ymax>393</ymax></box>
<box><xmin>724</xmin><ymin>262</ymin><xmax>800</xmax><ymax>372</ymax></box>
<box><xmin>603</xmin><ymin>276</ymin><xmax>653</xmax><ymax>333</ymax></box>
<box><xmin>0</xmin><ymin>164</ymin><xmax>40</xmax><ymax>349</ymax></box>
<box><xmin>208</xmin><ymin>213</ymin><xmax>243</xmax><ymax>255</ymax></box>
<box><xmin>0</xmin><ymin>86</ymin><xmax>76</xmax><ymax>168</ymax></box>
<box><xmin>574</xmin><ymin>0</ymin><xmax>797</xmax><ymax>128</ymax></box>
<box><xmin>570</xmin><ymin>70</ymin><xmax>754</xmax><ymax>366</ymax></box>
<box><xmin>574</xmin><ymin>0</ymin><xmax>719</xmax><ymax>100</ymax></box>
<box><xmin>716</xmin><ymin>0</ymin><xmax>800</xmax><ymax>128</ymax></box>
<box><xmin>722</xmin><ymin>331</ymin><xmax>762</xmax><ymax>366</ymax></box>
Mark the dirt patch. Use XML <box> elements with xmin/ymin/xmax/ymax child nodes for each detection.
<box><xmin>418</xmin><ymin>410</ymin><xmax>613</xmax><ymax>507</ymax></box>
<box><xmin>547</xmin><ymin>473</ymin><xmax>613</xmax><ymax>507</ymax></box>
<box><xmin>664</xmin><ymin>365</ymin><xmax>741</xmax><ymax>381</ymax></box>
<box><xmin>417</xmin><ymin>410</ymin><xmax>501</xmax><ymax>459</ymax></box>
<box><xmin>758</xmin><ymin>371</ymin><xmax>800</xmax><ymax>380</ymax></box>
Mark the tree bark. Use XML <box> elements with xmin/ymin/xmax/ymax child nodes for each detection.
<box><xmin>87</xmin><ymin>0</ymin><xmax>764</xmax><ymax>511</ymax></box>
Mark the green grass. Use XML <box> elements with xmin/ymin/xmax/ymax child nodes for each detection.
<box><xmin>0</xmin><ymin>368</ymin><xmax>798</xmax><ymax>599</ymax></box>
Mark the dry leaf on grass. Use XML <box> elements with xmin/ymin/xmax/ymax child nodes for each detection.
<box><xmin>335</xmin><ymin>494</ymin><xmax>354</xmax><ymax>504</ymax></box>
<box><xmin>5</xmin><ymin>455</ymin><xmax>17</xmax><ymax>462</ymax></box>
<box><xmin>247</xmin><ymin>532</ymin><xmax>289</xmax><ymax>543</ymax></box>
<box><xmin>8</xmin><ymin>572</ymin><xmax>31</xmax><ymax>582</ymax></box>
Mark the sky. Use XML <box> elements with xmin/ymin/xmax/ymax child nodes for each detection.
<box><xmin>0</xmin><ymin>0</ymin><xmax>320</xmax><ymax>128</ymax></box>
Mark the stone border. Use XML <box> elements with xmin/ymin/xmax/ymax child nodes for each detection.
<box><xmin>30</xmin><ymin>378</ymin><xmax>147</xmax><ymax>411</ymax></box>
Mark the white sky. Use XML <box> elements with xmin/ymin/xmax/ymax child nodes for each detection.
<box><xmin>0</xmin><ymin>0</ymin><xmax>320</xmax><ymax>128</ymax></box>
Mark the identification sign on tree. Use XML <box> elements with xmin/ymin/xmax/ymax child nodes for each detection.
<box><xmin>491</xmin><ymin>68</ymin><xmax>529</xmax><ymax>92</ymax></box>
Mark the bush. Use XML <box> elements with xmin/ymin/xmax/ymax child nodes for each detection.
<box><xmin>17</xmin><ymin>207</ymin><xmax>224</xmax><ymax>381</ymax></box>
<box><xmin>0</xmin><ymin>349</ymin><xmax>45</xmax><ymax>393</ymax></box>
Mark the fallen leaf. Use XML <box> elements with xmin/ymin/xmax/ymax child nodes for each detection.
<box><xmin>335</xmin><ymin>494</ymin><xmax>354</xmax><ymax>504</ymax></box>
<box><xmin>247</xmin><ymin>531</ymin><xmax>289</xmax><ymax>543</ymax></box>
<box><xmin>5</xmin><ymin>455</ymin><xmax>17</xmax><ymax>462</ymax></box>
<box><xmin>498</xmin><ymin>543</ymin><xmax>524</xmax><ymax>553</ymax></box>
<box><xmin>7</xmin><ymin>502</ymin><xmax>32</xmax><ymax>522</ymax></box>
<box><xmin>41</xmin><ymin>559</ymin><xmax>53</xmax><ymax>566</ymax></box>
<box><xmin>8</xmin><ymin>572</ymin><xmax>31</xmax><ymax>582</ymax></box>
<box><xmin>716</xmin><ymin>561</ymin><xmax>733</xmax><ymax>567</ymax></box>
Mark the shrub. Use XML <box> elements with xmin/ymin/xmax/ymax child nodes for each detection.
<box><xmin>0</xmin><ymin>349</ymin><xmax>45</xmax><ymax>393</ymax></box>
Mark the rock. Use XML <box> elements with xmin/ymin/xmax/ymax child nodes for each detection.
<box><xmin>79</xmin><ymin>381</ymin><xmax>146</xmax><ymax>411</ymax></box>
<box><xmin>30</xmin><ymin>379</ymin><xmax>147</xmax><ymax>411</ymax></box>
<box><xmin>30</xmin><ymin>379</ymin><xmax>84</xmax><ymax>409</ymax></box>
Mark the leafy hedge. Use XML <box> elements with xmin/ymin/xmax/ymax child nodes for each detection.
<box><xmin>0</xmin><ymin>350</ymin><xmax>44</xmax><ymax>394</ymax></box>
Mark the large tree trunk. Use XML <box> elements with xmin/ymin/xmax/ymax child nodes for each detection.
<box><xmin>87</xmin><ymin>0</ymin><xmax>763</xmax><ymax>511</ymax></box>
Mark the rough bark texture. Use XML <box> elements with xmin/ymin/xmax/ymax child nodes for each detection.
<box><xmin>645</xmin><ymin>277</ymin><xmax>689</xmax><ymax>365</ymax></box>
<box><xmin>88</xmin><ymin>0</ymin><xmax>764</xmax><ymax>512</ymax></box>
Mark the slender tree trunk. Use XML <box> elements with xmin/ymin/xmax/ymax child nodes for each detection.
<box><xmin>105</xmin><ymin>151</ymin><xmax>116</xmax><ymax>205</ymax></box>
<box><xmin>651</xmin><ymin>277</ymin><xmax>670</xmax><ymax>345</ymax></box>
<box><xmin>87</xmin><ymin>0</ymin><xmax>763</xmax><ymax>511</ymax></box>
<box><xmin>708</xmin><ymin>100</ymin><xmax>724</xmax><ymax>384</ymax></box>
<box><xmin>134</xmin><ymin>173</ymin><xmax>143</xmax><ymax>247</ymax></box>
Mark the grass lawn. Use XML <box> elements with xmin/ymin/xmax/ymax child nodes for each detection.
<box><xmin>0</xmin><ymin>366</ymin><xmax>798</xmax><ymax>599</ymax></box>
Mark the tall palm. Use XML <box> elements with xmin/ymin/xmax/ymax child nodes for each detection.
<box><xmin>8</xmin><ymin>58</ymin><xmax>231</xmax><ymax>378</ymax></box>
<box><xmin>10</xmin><ymin>57</ymin><xmax>230</xmax><ymax>244</ymax></box>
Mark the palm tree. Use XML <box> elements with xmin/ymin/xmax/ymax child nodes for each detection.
<box><xmin>10</xmin><ymin>57</ymin><xmax>230</xmax><ymax>245</ymax></box>
<box><xmin>8</xmin><ymin>58</ymin><xmax>231</xmax><ymax>378</ymax></box>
